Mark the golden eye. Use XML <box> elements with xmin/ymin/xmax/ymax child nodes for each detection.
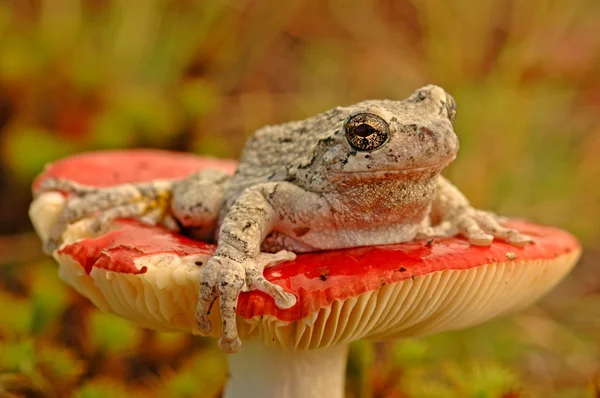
<box><xmin>344</xmin><ymin>113</ymin><xmax>389</xmax><ymax>151</ymax></box>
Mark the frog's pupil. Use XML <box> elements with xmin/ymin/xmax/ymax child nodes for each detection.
<box><xmin>354</xmin><ymin>124</ymin><xmax>375</xmax><ymax>137</ymax></box>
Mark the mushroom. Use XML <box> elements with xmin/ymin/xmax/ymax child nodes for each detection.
<box><xmin>29</xmin><ymin>150</ymin><xmax>581</xmax><ymax>398</ymax></box>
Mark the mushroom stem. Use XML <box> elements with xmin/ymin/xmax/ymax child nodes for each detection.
<box><xmin>224</xmin><ymin>340</ymin><xmax>349</xmax><ymax>398</ymax></box>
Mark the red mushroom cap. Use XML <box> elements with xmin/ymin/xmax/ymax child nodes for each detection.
<box><xmin>32</xmin><ymin>149</ymin><xmax>237</xmax><ymax>192</ymax></box>
<box><xmin>30</xmin><ymin>150</ymin><xmax>581</xmax><ymax>350</ymax></box>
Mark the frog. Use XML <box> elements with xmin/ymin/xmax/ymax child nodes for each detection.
<box><xmin>37</xmin><ymin>85</ymin><xmax>532</xmax><ymax>354</ymax></box>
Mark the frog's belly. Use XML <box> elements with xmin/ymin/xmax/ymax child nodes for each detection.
<box><xmin>262</xmin><ymin>223</ymin><xmax>421</xmax><ymax>253</ymax></box>
<box><xmin>262</xmin><ymin>180</ymin><xmax>435</xmax><ymax>252</ymax></box>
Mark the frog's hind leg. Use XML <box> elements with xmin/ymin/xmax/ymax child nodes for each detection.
<box><xmin>88</xmin><ymin>202</ymin><xmax>155</xmax><ymax>233</ymax></box>
<box><xmin>415</xmin><ymin>220</ymin><xmax>456</xmax><ymax>240</ymax></box>
<box><xmin>139</xmin><ymin>207</ymin><xmax>180</xmax><ymax>231</ymax></box>
<box><xmin>42</xmin><ymin>180</ymin><xmax>174</xmax><ymax>253</ymax></box>
<box><xmin>37</xmin><ymin>178</ymin><xmax>100</xmax><ymax>196</ymax></box>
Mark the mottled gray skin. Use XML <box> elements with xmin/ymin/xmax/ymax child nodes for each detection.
<box><xmin>38</xmin><ymin>85</ymin><xmax>531</xmax><ymax>354</ymax></box>
<box><xmin>223</xmin><ymin>88</ymin><xmax>458</xmax><ymax>253</ymax></box>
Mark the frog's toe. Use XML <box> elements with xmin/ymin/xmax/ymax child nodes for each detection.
<box><xmin>43</xmin><ymin>239</ymin><xmax>60</xmax><ymax>255</ymax></box>
<box><xmin>197</xmin><ymin>317</ymin><xmax>212</xmax><ymax>334</ymax></box>
<box><xmin>275</xmin><ymin>291</ymin><xmax>297</xmax><ymax>309</ymax></box>
<box><xmin>467</xmin><ymin>231</ymin><xmax>494</xmax><ymax>246</ymax></box>
<box><xmin>255</xmin><ymin>250</ymin><xmax>297</xmax><ymax>267</ymax></box>
<box><xmin>415</xmin><ymin>221</ymin><xmax>455</xmax><ymax>240</ymax></box>
<box><xmin>217</xmin><ymin>268</ymin><xmax>245</xmax><ymax>352</ymax></box>
<box><xmin>255</xmin><ymin>276</ymin><xmax>296</xmax><ymax>309</ymax></box>
<box><xmin>196</xmin><ymin>265</ymin><xmax>220</xmax><ymax>334</ymax></box>
<box><xmin>195</xmin><ymin>289</ymin><xmax>215</xmax><ymax>334</ymax></box>
<box><xmin>246</xmin><ymin>266</ymin><xmax>297</xmax><ymax>309</ymax></box>
<box><xmin>247</xmin><ymin>252</ymin><xmax>297</xmax><ymax>309</ymax></box>
<box><xmin>507</xmin><ymin>233</ymin><xmax>533</xmax><ymax>247</ymax></box>
<box><xmin>453</xmin><ymin>212</ymin><xmax>495</xmax><ymax>246</ymax></box>
<box><xmin>471</xmin><ymin>210</ymin><xmax>533</xmax><ymax>247</ymax></box>
<box><xmin>219</xmin><ymin>336</ymin><xmax>242</xmax><ymax>354</ymax></box>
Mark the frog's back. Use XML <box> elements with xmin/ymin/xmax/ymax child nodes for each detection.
<box><xmin>223</xmin><ymin>107</ymin><xmax>347</xmax><ymax>208</ymax></box>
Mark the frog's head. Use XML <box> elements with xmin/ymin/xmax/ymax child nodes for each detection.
<box><xmin>311</xmin><ymin>85</ymin><xmax>459</xmax><ymax>184</ymax></box>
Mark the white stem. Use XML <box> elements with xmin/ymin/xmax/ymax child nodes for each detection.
<box><xmin>224</xmin><ymin>340</ymin><xmax>349</xmax><ymax>398</ymax></box>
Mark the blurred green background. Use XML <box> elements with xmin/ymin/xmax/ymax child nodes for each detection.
<box><xmin>0</xmin><ymin>0</ymin><xmax>599</xmax><ymax>397</ymax></box>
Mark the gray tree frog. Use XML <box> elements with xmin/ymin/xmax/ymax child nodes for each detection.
<box><xmin>38</xmin><ymin>85</ymin><xmax>532</xmax><ymax>353</ymax></box>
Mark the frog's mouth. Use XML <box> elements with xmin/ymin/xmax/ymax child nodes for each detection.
<box><xmin>330</xmin><ymin>164</ymin><xmax>445</xmax><ymax>179</ymax></box>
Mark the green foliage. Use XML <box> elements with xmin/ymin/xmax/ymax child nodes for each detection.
<box><xmin>74</xmin><ymin>379</ymin><xmax>132</xmax><ymax>398</ymax></box>
<box><xmin>89</xmin><ymin>311</ymin><xmax>142</xmax><ymax>355</ymax></box>
<box><xmin>347</xmin><ymin>340</ymin><xmax>376</xmax><ymax>398</ymax></box>
<box><xmin>29</xmin><ymin>261</ymin><xmax>70</xmax><ymax>335</ymax></box>
<box><xmin>37</xmin><ymin>344</ymin><xmax>85</xmax><ymax>386</ymax></box>
<box><xmin>3</xmin><ymin>127</ymin><xmax>77</xmax><ymax>183</ymax></box>
<box><xmin>0</xmin><ymin>292</ymin><xmax>32</xmax><ymax>336</ymax></box>
<box><xmin>0</xmin><ymin>339</ymin><xmax>37</xmax><ymax>375</ymax></box>
<box><xmin>159</xmin><ymin>347</ymin><xmax>227</xmax><ymax>398</ymax></box>
<box><xmin>400</xmin><ymin>360</ymin><xmax>519</xmax><ymax>398</ymax></box>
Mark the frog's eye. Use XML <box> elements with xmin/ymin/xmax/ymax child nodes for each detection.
<box><xmin>344</xmin><ymin>113</ymin><xmax>390</xmax><ymax>151</ymax></box>
<box><xmin>445</xmin><ymin>92</ymin><xmax>457</xmax><ymax>122</ymax></box>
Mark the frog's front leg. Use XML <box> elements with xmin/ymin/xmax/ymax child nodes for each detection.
<box><xmin>418</xmin><ymin>176</ymin><xmax>532</xmax><ymax>247</ymax></box>
<box><xmin>196</xmin><ymin>182</ymin><xmax>324</xmax><ymax>353</ymax></box>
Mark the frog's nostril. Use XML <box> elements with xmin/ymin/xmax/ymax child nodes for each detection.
<box><xmin>445</xmin><ymin>92</ymin><xmax>457</xmax><ymax>122</ymax></box>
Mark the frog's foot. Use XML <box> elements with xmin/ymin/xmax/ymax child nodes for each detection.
<box><xmin>416</xmin><ymin>220</ymin><xmax>456</xmax><ymax>241</ymax></box>
<box><xmin>195</xmin><ymin>250</ymin><xmax>297</xmax><ymax>353</ymax></box>
<box><xmin>418</xmin><ymin>210</ymin><xmax>532</xmax><ymax>248</ymax></box>
<box><xmin>43</xmin><ymin>196</ymin><xmax>110</xmax><ymax>254</ymax></box>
